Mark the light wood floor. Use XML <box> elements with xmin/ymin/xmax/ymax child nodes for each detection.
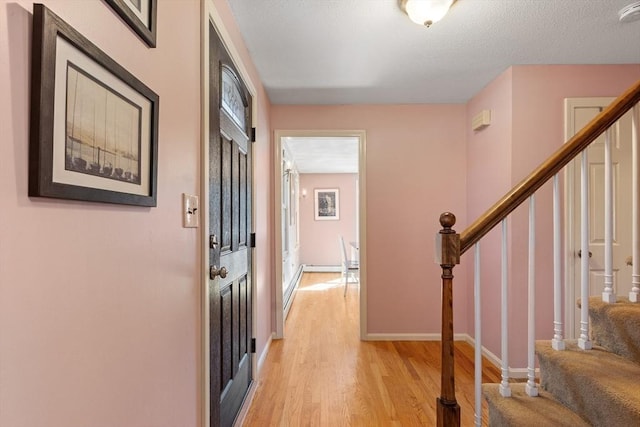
<box><xmin>242</xmin><ymin>272</ymin><xmax>500</xmax><ymax>426</ymax></box>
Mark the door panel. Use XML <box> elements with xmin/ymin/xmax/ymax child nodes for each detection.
<box><xmin>221</xmin><ymin>284</ymin><xmax>233</xmax><ymax>389</ymax></box>
<box><xmin>209</xmin><ymin>22</ymin><xmax>252</xmax><ymax>427</ymax></box>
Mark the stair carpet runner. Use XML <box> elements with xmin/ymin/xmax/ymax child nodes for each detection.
<box><xmin>483</xmin><ymin>297</ymin><xmax>640</xmax><ymax>426</ymax></box>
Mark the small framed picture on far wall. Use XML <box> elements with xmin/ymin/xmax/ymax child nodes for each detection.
<box><xmin>314</xmin><ymin>188</ymin><xmax>339</xmax><ymax>220</ymax></box>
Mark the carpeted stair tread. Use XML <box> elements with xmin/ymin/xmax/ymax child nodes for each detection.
<box><xmin>537</xmin><ymin>340</ymin><xmax>640</xmax><ymax>426</ymax></box>
<box><xmin>483</xmin><ymin>383</ymin><xmax>590</xmax><ymax>427</ymax></box>
<box><xmin>588</xmin><ymin>297</ymin><xmax>640</xmax><ymax>365</ymax></box>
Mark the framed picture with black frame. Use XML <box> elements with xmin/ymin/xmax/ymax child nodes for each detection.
<box><xmin>105</xmin><ymin>0</ymin><xmax>157</xmax><ymax>48</ymax></box>
<box><xmin>29</xmin><ymin>3</ymin><xmax>159</xmax><ymax>207</ymax></box>
<box><xmin>314</xmin><ymin>188</ymin><xmax>340</xmax><ymax>220</ymax></box>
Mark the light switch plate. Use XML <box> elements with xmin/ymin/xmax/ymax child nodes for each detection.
<box><xmin>183</xmin><ymin>194</ymin><xmax>199</xmax><ymax>228</ymax></box>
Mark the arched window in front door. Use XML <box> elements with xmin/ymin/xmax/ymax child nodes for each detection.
<box><xmin>221</xmin><ymin>65</ymin><xmax>247</xmax><ymax>131</ymax></box>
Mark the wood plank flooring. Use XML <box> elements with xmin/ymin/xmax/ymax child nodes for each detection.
<box><xmin>242</xmin><ymin>273</ymin><xmax>500</xmax><ymax>426</ymax></box>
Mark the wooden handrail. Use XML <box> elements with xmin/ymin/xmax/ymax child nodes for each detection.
<box><xmin>460</xmin><ymin>79</ymin><xmax>640</xmax><ymax>255</ymax></box>
<box><xmin>436</xmin><ymin>79</ymin><xmax>640</xmax><ymax>427</ymax></box>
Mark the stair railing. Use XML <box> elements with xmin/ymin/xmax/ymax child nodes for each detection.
<box><xmin>435</xmin><ymin>79</ymin><xmax>640</xmax><ymax>427</ymax></box>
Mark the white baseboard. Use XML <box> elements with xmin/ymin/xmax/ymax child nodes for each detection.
<box><xmin>233</xmin><ymin>381</ymin><xmax>256</xmax><ymax>427</ymax></box>
<box><xmin>460</xmin><ymin>333</ymin><xmax>539</xmax><ymax>379</ymax></box>
<box><xmin>303</xmin><ymin>264</ymin><xmax>341</xmax><ymax>272</ymax></box>
<box><xmin>236</xmin><ymin>335</ymin><xmax>273</xmax><ymax>427</ymax></box>
<box><xmin>458</xmin><ymin>333</ymin><xmax>502</xmax><ymax>368</ymax></box>
<box><xmin>508</xmin><ymin>367</ymin><xmax>539</xmax><ymax>379</ymax></box>
<box><xmin>364</xmin><ymin>333</ymin><xmax>441</xmax><ymax>341</ymax></box>
<box><xmin>362</xmin><ymin>333</ymin><xmax>471</xmax><ymax>341</ymax></box>
<box><xmin>256</xmin><ymin>333</ymin><xmax>274</xmax><ymax>373</ymax></box>
<box><xmin>259</xmin><ymin>329</ymin><xmax>535</xmax><ymax>379</ymax></box>
<box><xmin>362</xmin><ymin>332</ymin><xmax>537</xmax><ymax>378</ymax></box>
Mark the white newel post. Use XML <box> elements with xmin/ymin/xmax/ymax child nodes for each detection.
<box><xmin>552</xmin><ymin>175</ymin><xmax>565</xmax><ymax>350</ymax></box>
<box><xmin>631</xmin><ymin>104</ymin><xmax>640</xmax><ymax>303</ymax></box>
<box><xmin>526</xmin><ymin>195</ymin><xmax>538</xmax><ymax>397</ymax></box>
<box><xmin>474</xmin><ymin>243</ymin><xmax>482</xmax><ymax>427</ymax></box>
<box><xmin>579</xmin><ymin>151</ymin><xmax>593</xmax><ymax>350</ymax></box>
<box><xmin>500</xmin><ymin>219</ymin><xmax>512</xmax><ymax>396</ymax></box>
<box><xmin>603</xmin><ymin>129</ymin><xmax>616</xmax><ymax>303</ymax></box>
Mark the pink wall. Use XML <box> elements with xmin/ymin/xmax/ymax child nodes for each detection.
<box><xmin>299</xmin><ymin>174</ymin><xmax>358</xmax><ymax>265</ymax></box>
<box><xmin>0</xmin><ymin>1</ymin><xmax>272</xmax><ymax>425</ymax></box>
<box><xmin>465</xmin><ymin>68</ymin><xmax>514</xmax><ymax>359</ymax></box>
<box><xmin>466</xmin><ymin>64</ymin><xmax>640</xmax><ymax>367</ymax></box>
<box><xmin>272</xmin><ymin>105</ymin><xmax>468</xmax><ymax>335</ymax></box>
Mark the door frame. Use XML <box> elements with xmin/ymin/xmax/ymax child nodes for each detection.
<box><xmin>563</xmin><ymin>97</ymin><xmax>614</xmax><ymax>339</ymax></box>
<box><xmin>273</xmin><ymin>130</ymin><xmax>368</xmax><ymax>340</ymax></box>
<box><xmin>201</xmin><ymin>1</ymin><xmax>259</xmax><ymax>424</ymax></box>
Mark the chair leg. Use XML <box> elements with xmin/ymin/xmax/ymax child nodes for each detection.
<box><xmin>344</xmin><ymin>270</ymin><xmax>348</xmax><ymax>297</ymax></box>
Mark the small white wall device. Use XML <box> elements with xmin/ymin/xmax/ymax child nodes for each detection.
<box><xmin>471</xmin><ymin>110</ymin><xmax>491</xmax><ymax>131</ymax></box>
<box><xmin>183</xmin><ymin>194</ymin><xmax>199</xmax><ymax>228</ymax></box>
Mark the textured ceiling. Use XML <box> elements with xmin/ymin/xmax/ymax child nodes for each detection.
<box><xmin>231</xmin><ymin>0</ymin><xmax>640</xmax><ymax>173</ymax></box>
<box><xmin>229</xmin><ymin>0</ymin><xmax>640</xmax><ymax>105</ymax></box>
<box><xmin>283</xmin><ymin>137</ymin><xmax>359</xmax><ymax>173</ymax></box>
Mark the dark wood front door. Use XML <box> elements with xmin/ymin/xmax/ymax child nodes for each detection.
<box><xmin>209</xmin><ymin>23</ymin><xmax>253</xmax><ymax>427</ymax></box>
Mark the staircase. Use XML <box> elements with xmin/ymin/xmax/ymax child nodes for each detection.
<box><xmin>483</xmin><ymin>298</ymin><xmax>640</xmax><ymax>426</ymax></box>
<box><xmin>433</xmin><ymin>79</ymin><xmax>640</xmax><ymax>427</ymax></box>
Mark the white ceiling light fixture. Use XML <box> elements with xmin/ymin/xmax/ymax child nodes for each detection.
<box><xmin>619</xmin><ymin>1</ymin><xmax>640</xmax><ymax>23</ymax></box>
<box><xmin>399</xmin><ymin>0</ymin><xmax>455</xmax><ymax>27</ymax></box>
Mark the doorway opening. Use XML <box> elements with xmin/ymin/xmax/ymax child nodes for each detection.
<box><xmin>274</xmin><ymin>130</ymin><xmax>367</xmax><ymax>340</ymax></box>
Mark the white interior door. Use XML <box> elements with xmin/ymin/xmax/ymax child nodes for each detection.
<box><xmin>566</xmin><ymin>98</ymin><xmax>634</xmax><ymax>337</ymax></box>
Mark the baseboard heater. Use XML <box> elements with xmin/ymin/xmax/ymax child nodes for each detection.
<box><xmin>283</xmin><ymin>265</ymin><xmax>304</xmax><ymax>319</ymax></box>
<box><xmin>303</xmin><ymin>265</ymin><xmax>341</xmax><ymax>273</ymax></box>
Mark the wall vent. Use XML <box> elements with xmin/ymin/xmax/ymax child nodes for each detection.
<box><xmin>472</xmin><ymin>110</ymin><xmax>491</xmax><ymax>131</ymax></box>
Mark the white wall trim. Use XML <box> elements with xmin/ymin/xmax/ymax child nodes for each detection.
<box><xmin>364</xmin><ymin>333</ymin><xmax>443</xmax><ymax>341</ymax></box>
<box><xmin>200</xmin><ymin>5</ymin><xmax>211</xmax><ymax>426</ymax></box>
<box><xmin>283</xmin><ymin>265</ymin><xmax>304</xmax><ymax>319</ymax></box>
<box><xmin>303</xmin><ymin>265</ymin><xmax>341</xmax><ymax>272</ymax></box>
<box><xmin>362</xmin><ymin>333</ymin><xmax>470</xmax><ymax>341</ymax></box>
<box><xmin>460</xmin><ymin>333</ymin><xmax>537</xmax><ymax>379</ymax></box>
<box><xmin>233</xmin><ymin>334</ymin><xmax>273</xmax><ymax>427</ymax></box>
<box><xmin>257</xmin><ymin>333</ymin><xmax>274</xmax><ymax>372</ymax></box>
<box><xmin>509</xmin><ymin>367</ymin><xmax>540</xmax><ymax>379</ymax></box>
<box><xmin>232</xmin><ymin>382</ymin><xmax>257</xmax><ymax>427</ymax></box>
<box><xmin>460</xmin><ymin>333</ymin><xmax>501</xmax><ymax>369</ymax></box>
<box><xmin>273</xmin><ymin>135</ymin><xmax>285</xmax><ymax>339</ymax></box>
<box><xmin>362</xmin><ymin>333</ymin><xmax>539</xmax><ymax>379</ymax></box>
<box><xmin>274</xmin><ymin>130</ymin><xmax>367</xmax><ymax>340</ymax></box>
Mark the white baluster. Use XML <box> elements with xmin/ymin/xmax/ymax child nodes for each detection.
<box><xmin>631</xmin><ymin>104</ymin><xmax>640</xmax><ymax>302</ymax></box>
<box><xmin>474</xmin><ymin>243</ymin><xmax>482</xmax><ymax>427</ymax></box>
<box><xmin>579</xmin><ymin>151</ymin><xmax>593</xmax><ymax>350</ymax></box>
<box><xmin>552</xmin><ymin>175</ymin><xmax>565</xmax><ymax>350</ymax></box>
<box><xmin>500</xmin><ymin>219</ymin><xmax>512</xmax><ymax>396</ymax></box>
<box><xmin>526</xmin><ymin>195</ymin><xmax>538</xmax><ymax>397</ymax></box>
<box><xmin>603</xmin><ymin>128</ymin><xmax>616</xmax><ymax>303</ymax></box>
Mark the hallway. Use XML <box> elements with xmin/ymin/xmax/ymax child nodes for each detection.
<box><xmin>242</xmin><ymin>273</ymin><xmax>500</xmax><ymax>426</ymax></box>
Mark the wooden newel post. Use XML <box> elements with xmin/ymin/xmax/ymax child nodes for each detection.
<box><xmin>435</xmin><ymin>212</ymin><xmax>461</xmax><ymax>427</ymax></box>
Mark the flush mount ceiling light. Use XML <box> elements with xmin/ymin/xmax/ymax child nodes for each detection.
<box><xmin>619</xmin><ymin>1</ymin><xmax>640</xmax><ymax>23</ymax></box>
<box><xmin>399</xmin><ymin>0</ymin><xmax>455</xmax><ymax>27</ymax></box>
